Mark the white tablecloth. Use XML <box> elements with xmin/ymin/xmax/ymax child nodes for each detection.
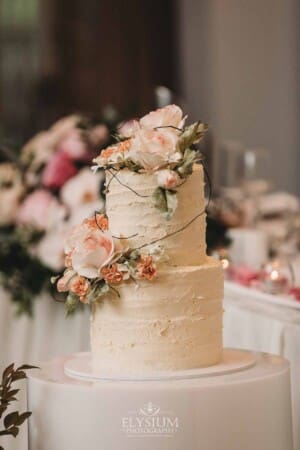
<box><xmin>0</xmin><ymin>288</ymin><xmax>90</xmax><ymax>450</ymax></box>
<box><xmin>224</xmin><ymin>281</ymin><xmax>300</xmax><ymax>450</ymax></box>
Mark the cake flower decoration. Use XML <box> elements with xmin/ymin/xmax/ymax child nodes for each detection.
<box><xmin>93</xmin><ymin>104</ymin><xmax>208</xmax><ymax>220</ymax></box>
<box><xmin>53</xmin><ymin>213</ymin><xmax>162</xmax><ymax>313</ymax></box>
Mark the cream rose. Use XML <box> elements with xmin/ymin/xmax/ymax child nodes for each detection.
<box><xmin>128</xmin><ymin>129</ymin><xmax>181</xmax><ymax>170</ymax></box>
<box><xmin>60</xmin><ymin>168</ymin><xmax>104</xmax><ymax>210</ymax></box>
<box><xmin>140</xmin><ymin>104</ymin><xmax>185</xmax><ymax>130</ymax></box>
<box><xmin>156</xmin><ymin>169</ymin><xmax>181</xmax><ymax>189</ymax></box>
<box><xmin>65</xmin><ymin>221</ymin><xmax>114</xmax><ymax>278</ymax></box>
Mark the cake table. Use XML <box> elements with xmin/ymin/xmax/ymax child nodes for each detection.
<box><xmin>27</xmin><ymin>349</ymin><xmax>293</xmax><ymax>450</ymax></box>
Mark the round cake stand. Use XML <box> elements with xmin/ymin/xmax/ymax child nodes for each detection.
<box><xmin>27</xmin><ymin>349</ymin><xmax>294</xmax><ymax>450</ymax></box>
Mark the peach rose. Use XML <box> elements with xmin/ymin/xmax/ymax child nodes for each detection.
<box><xmin>140</xmin><ymin>104</ymin><xmax>185</xmax><ymax>131</ymax></box>
<box><xmin>101</xmin><ymin>263</ymin><xmax>124</xmax><ymax>285</ymax></box>
<box><xmin>57</xmin><ymin>271</ymin><xmax>90</xmax><ymax>302</ymax></box>
<box><xmin>95</xmin><ymin>139</ymin><xmax>131</xmax><ymax>167</ymax></box>
<box><xmin>128</xmin><ymin>129</ymin><xmax>181</xmax><ymax>170</ymax></box>
<box><xmin>65</xmin><ymin>219</ymin><xmax>114</xmax><ymax>279</ymax></box>
<box><xmin>156</xmin><ymin>169</ymin><xmax>181</xmax><ymax>189</ymax></box>
<box><xmin>137</xmin><ymin>255</ymin><xmax>157</xmax><ymax>281</ymax></box>
<box><xmin>71</xmin><ymin>276</ymin><xmax>90</xmax><ymax>302</ymax></box>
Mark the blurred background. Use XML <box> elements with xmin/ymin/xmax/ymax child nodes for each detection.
<box><xmin>0</xmin><ymin>0</ymin><xmax>299</xmax><ymax>194</ymax></box>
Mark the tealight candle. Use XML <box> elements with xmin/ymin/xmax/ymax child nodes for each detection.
<box><xmin>260</xmin><ymin>260</ymin><xmax>290</xmax><ymax>295</ymax></box>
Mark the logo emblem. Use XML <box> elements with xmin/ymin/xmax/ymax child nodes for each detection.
<box><xmin>121</xmin><ymin>402</ymin><xmax>179</xmax><ymax>438</ymax></box>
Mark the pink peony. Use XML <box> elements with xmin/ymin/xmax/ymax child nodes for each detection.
<box><xmin>17</xmin><ymin>189</ymin><xmax>66</xmax><ymax>230</ymax></box>
<box><xmin>57</xmin><ymin>129</ymin><xmax>90</xmax><ymax>161</ymax></box>
<box><xmin>42</xmin><ymin>151</ymin><xmax>78</xmax><ymax>189</ymax></box>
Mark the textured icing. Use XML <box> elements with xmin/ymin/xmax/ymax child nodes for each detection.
<box><xmin>105</xmin><ymin>164</ymin><xmax>207</xmax><ymax>266</ymax></box>
<box><xmin>91</xmin><ymin>258</ymin><xmax>223</xmax><ymax>372</ymax></box>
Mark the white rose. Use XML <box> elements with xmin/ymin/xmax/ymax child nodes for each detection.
<box><xmin>156</xmin><ymin>169</ymin><xmax>181</xmax><ymax>189</ymax></box>
<box><xmin>140</xmin><ymin>104</ymin><xmax>185</xmax><ymax>130</ymax></box>
<box><xmin>60</xmin><ymin>168</ymin><xmax>104</xmax><ymax>210</ymax></box>
<box><xmin>128</xmin><ymin>129</ymin><xmax>179</xmax><ymax>170</ymax></box>
<box><xmin>0</xmin><ymin>164</ymin><xmax>24</xmax><ymax>226</ymax></box>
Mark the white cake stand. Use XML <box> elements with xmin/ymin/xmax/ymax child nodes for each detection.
<box><xmin>27</xmin><ymin>349</ymin><xmax>294</xmax><ymax>450</ymax></box>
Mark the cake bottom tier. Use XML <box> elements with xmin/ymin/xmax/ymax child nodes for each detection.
<box><xmin>90</xmin><ymin>258</ymin><xmax>224</xmax><ymax>373</ymax></box>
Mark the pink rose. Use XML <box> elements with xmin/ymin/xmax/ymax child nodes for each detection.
<box><xmin>65</xmin><ymin>220</ymin><xmax>114</xmax><ymax>279</ymax></box>
<box><xmin>156</xmin><ymin>169</ymin><xmax>181</xmax><ymax>189</ymax></box>
<box><xmin>17</xmin><ymin>189</ymin><xmax>66</xmax><ymax>230</ymax></box>
<box><xmin>42</xmin><ymin>151</ymin><xmax>78</xmax><ymax>189</ymax></box>
<box><xmin>57</xmin><ymin>129</ymin><xmax>90</xmax><ymax>161</ymax></box>
<box><xmin>128</xmin><ymin>128</ymin><xmax>181</xmax><ymax>170</ymax></box>
<box><xmin>140</xmin><ymin>104</ymin><xmax>185</xmax><ymax>130</ymax></box>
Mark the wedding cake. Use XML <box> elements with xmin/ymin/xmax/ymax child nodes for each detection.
<box><xmin>55</xmin><ymin>104</ymin><xmax>223</xmax><ymax>373</ymax></box>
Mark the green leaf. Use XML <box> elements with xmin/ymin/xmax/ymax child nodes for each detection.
<box><xmin>152</xmin><ymin>187</ymin><xmax>168</xmax><ymax>213</ymax></box>
<box><xmin>87</xmin><ymin>280</ymin><xmax>110</xmax><ymax>303</ymax></box>
<box><xmin>152</xmin><ymin>187</ymin><xmax>178</xmax><ymax>220</ymax></box>
<box><xmin>14</xmin><ymin>411</ymin><xmax>32</xmax><ymax>426</ymax></box>
<box><xmin>11</xmin><ymin>371</ymin><xmax>26</xmax><ymax>382</ymax></box>
<box><xmin>178</xmin><ymin>121</ymin><xmax>208</xmax><ymax>152</ymax></box>
<box><xmin>17</xmin><ymin>364</ymin><xmax>39</xmax><ymax>371</ymax></box>
<box><xmin>2</xmin><ymin>363</ymin><xmax>14</xmax><ymax>384</ymax></box>
<box><xmin>177</xmin><ymin>148</ymin><xmax>198</xmax><ymax>178</ymax></box>
<box><xmin>165</xmin><ymin>190</ymin><xmax>178</xmax><ymax>220</ymax></box>
<box><xmin>4</xmin><ymin>411</ymin><xmax>19</xmax><ymax>429</ymax></box>
<box><xmin>65</xmin><ymin>293</ymin><xmax>80</xmax><ymax>316</ymax></box>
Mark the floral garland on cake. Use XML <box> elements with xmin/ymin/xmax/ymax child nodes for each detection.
<box><xmin>93</xmin><ymin>105</ymin><xmax>208</xmax><ymax>219</ymax></box>
<box><xmin>53</xmin><ymin>212</ymin><xmax>164</xmax><ymax>314</ymax></box>
<box><xmin>53</xmin><ymin>105</ymin><xmax>210</xmax><ymax>313</ymax></box>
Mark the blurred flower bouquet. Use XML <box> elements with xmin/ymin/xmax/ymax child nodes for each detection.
<box><xmin>0</xmin><ymin>115</ymin><xmax>115</xmax><ymax>315</ymax></box>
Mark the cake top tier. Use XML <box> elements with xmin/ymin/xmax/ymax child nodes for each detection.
<box><xmin>105</xmin><ymin>165</ymin><xmax>207</xmax><ymax>266</ymax></box>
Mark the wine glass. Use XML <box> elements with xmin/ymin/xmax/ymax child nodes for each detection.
<box><xmin>241</xmin><ymin>147</ymin><xmax>272</xmax><ymax>225</ymax></box>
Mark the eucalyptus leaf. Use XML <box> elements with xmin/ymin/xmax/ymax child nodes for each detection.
<box><xmin>152</xmin><ymin>187</ymin><xmax>178</xmax><ymax>220</ymax></box>
<box><xmin>165</xmin><ymin>190</ymin><xmax>178</xmax><ymax>220</ymax></box>
<box><xmin>65</xmin><ymin>292</ymin><xmax>80</xmax><ymax>315</ymax></box>
<box><xmin>152</xmin><ymin>187</ymin><xmax>168</xmax><ymax>213</ymax></box>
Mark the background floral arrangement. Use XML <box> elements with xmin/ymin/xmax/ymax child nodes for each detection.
<box><xmin>0</xmin><ymin>113</ymin><xmax>120</xmax><ymax>315</ymax></box>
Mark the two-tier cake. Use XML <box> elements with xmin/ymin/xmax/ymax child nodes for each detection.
<box><xmin>55</xmin><ymin>104</ymin><xmax>223</xmax><ymax>373</ymax></box>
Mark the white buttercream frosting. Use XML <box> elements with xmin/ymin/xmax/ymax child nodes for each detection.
<box><xmin>91</xmin><ymin>164</ymin><xmax>223</xmax><ymax>373</ymax></box>
<box><xmin>91</xmin><ymin>258</ymin><xmax>223</xmax><ymax>372</ymax></box>
<box><xmin>105</xmin><ymin>164</ymin><xmax>207</xmax><ymax>265</ymax></box>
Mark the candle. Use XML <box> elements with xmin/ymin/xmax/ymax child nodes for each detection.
<box><xmin>260</xmin><ymin>260</ymin><xmax>289</xmax><ymax>295</ymax></box>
